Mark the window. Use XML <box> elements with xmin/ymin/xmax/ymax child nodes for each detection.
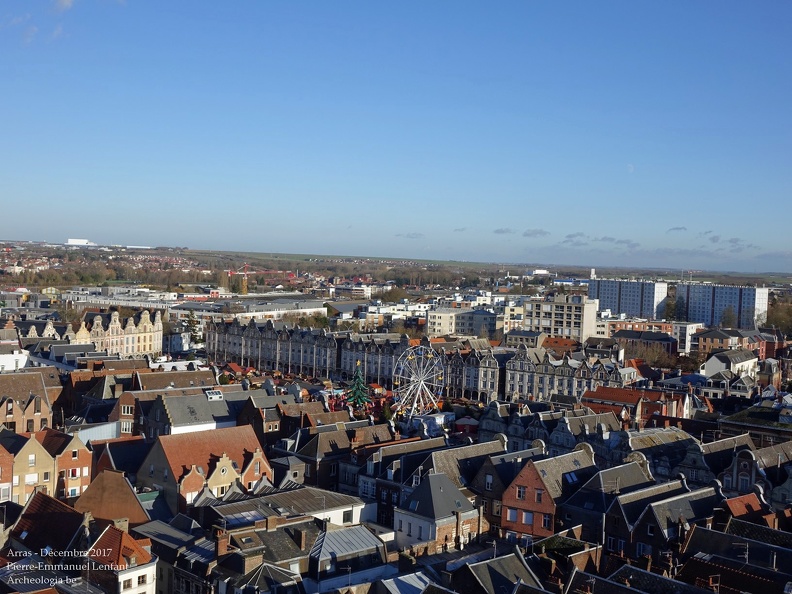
<box><xmin>398</xmin><ymin>519</ymin><xmax>403</xmax><ymax>532</ymax></box>
<box><xmin>121</xmin><ymin>421</ymin><xmax>132</xmax><ymax>434</ymax></box>
<box><xmin>122</xmin><ymin>405</ymin><xmax>134</xmax><ymax>416</ymax></box>
<box><xmin>607</xmin><ymin>536</ymin><xmax>616</xmax><ymax>551</ymax></box>
<box><xmin>26</xmin><ymin>420</ymin><xmax>34</xmax><ymax>433</ymax></box>
<box><xmin>72</xmin><ymin>450</ymin><xmax>78</xmax><ymax>459</ymax></box>
<box><xmin>407</xmin><ymin>522</ymin><xmax>412</xmax><ymax>536</ymax></box>
<box><xmin>68</xmin><ymin>468</ymin><xmax>79</xmax><ymax>479</ymax></box>
<box><xmin>330</xmin><ymin>463</ymin><xmax>337</xmax><ymax>477</ymax></box>
<box><xmin>739</xmin><ymin>474</ymin><xmax>750</xmax><ymax>492</ymax></box>
<box><xmin>522</xmin><ymin>511</ymin><xmax>533</xmax><ymax>525</ymax></box>
<box><xmin>636</xmin><ymin>542</ymin><xmax>652</xmax><ymax>557</ymax></box>
<box><xmin>506</xmin><ymin>508</ymin><xmax>518</xmax><ymax>522</ymax></box>
<box><xmin>483</xmin><ymin>499</ymin><xmax>489</xmax><ymax>514</ymax></box>
<box><xmin>485</xmin><ymin>474</ymin><xmax>493</xmax><ymax>491</ymax></box>
<box><xmin>381</xmin><ymin>490</ymin><xmax>388</xmax><ymax>502</ymax></box>
<box><xmin>254</xmin><ymin>461</ymin><xmax>261</xmax><ymax>475</ymax></box>
<box><xmin>28</xmin><ymin>454</ymin><xmax>35</xmax><ymax>467</ymax></box>
<box><xmin>122</xmin><ymin>579</ymin><xmax>132</xmax><ymax>590</ymax></box>
<box><xmin>493</xmin><ymin>500</ymin><xmax>501</xmax><ymax>517</ymax></box>
<box><xmin>343</xmin><ymin>509</ymin><xmax>352</xmax><ymax>523</ymax></box>
<box><xmin>43</xmin><ymin>472</ymin><xmax>50</xmax><ymax>482</ymax></box>
<box><xmin>647</xmin><ymin>524</ymin><xmax>655</xmax><ymax>536</ymax></box>
<box><xmin>516</xmin><ymin>486</ymin><xmax>526</xmax><ymax>500</ymax></box>
<box><xmin>138</xmin><ymin>575</ymin><xmax>147</xmax><ymax>585</ymax></box>
<box><xmin>535</xmin><ymin>489</ymin><xmax>543</xmax><ymax>503</ymax></box>
<box><xmin>542</xmin><ymin>514</ymin><xmax>552</xmax><ymax>530</ymax></box>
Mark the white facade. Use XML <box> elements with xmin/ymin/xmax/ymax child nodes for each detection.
<box><xmin>588</xmin><ymin>279</ymin><xmax>668</xmax><ymax>319</ymax></box>
<box><xmin>676</xmin><ymin>284</ymin><xmax>769</xmax><ymax>329</ymax></box>
<box><xmin>521</xmin><ymin>294</ymin><xmax>599</xmax><ymax>342</ymax></box>
<box><xmin>672</xmin><ymin>322</ymin><xmax>706</xmax><ymax>355</ymax></box>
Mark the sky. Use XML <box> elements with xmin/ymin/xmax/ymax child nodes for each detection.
<box><xmin>1</xmin><ymin>2</ymin><xmax>790</xmax><ymax>272</ymax></box>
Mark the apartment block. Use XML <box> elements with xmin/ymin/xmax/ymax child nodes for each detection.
<box><xmin>521</xmin><ymin>295</ymin><xmax>598</xmax><ymax>342</ymax></box>
<box><xmin>588</xmin><ymin>279</ymin><xmax>668</xmax><ymax>319</ymax></box>
<box><xmin>676</xmin><ymin>284</ymin><xmax>769</xmax><ymax>329</ymax></box>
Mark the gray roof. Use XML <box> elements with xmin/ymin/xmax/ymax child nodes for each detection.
<box><xmin>642</xmin><ymin>486</ymin><xmax>723</xmax><ymax>538</ymax></box>
<box><xmin>607</xmin><ymin>565</ymin><xmax>710</xmax><ymax>594</ymax></box>
<box><xmin>164</xmin><ymin>390</ymin><xmax>249</xmax><ymax>426</ymax></box>
<box><xmin>459</xmin><ymin>553</ymin><xmax>543</xmax><ymax>593</ymax></box>
<box><xmin>309</xmin><ymin>524</ymin><xmax>384</xmax><ymax>562</ymax></box>
<box><xmin>400</xmin><ymin>472</ymin><xmax>473</xmax><ymax>520</ymax></box>
<box><xmin>682</xmin><ymin>524</ymin><xmax>792</xmax><ymax>570</ymax></box>
<box><xmin>532</xmin><ymin>447</ymin><xmax>598</xmax><ymax>501</ymax></box>
<box><xmin>260</xmin><ymin>486</ymin><xmax>363</xmax><ymax>516</ymax></box>
<box><xmin>133</xmin><ymin>519</ymin><xmax>197</xmax><ymax>551</ymax></box>
<box><xmin>611</xmin><ymin>479</ymin><xmax>691</xmax><ymax>528</ymax></box>
<box><xmin>563</xmin><ymin>462</ymin><xmax>655</xmax><ymax>514</ymax></box>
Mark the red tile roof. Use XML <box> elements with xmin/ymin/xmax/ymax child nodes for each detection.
<box><xmin>158</xmin><ymin>425</ymin><xmax>263</xmax><ymax>481</ymax></box>
<box><xmin>74</xmin><ymin>470</ymin><xmax>151</xmax><ymax>530</ymax></box>
<box><xmin>88</xmin><ymin>525</ymin><xmax>152</xmax><ymax>568</ymax></box>
<box><xmin>32</xmin><ymin>427</ymin><xmax>76</xmax><ymax>457</ymax></box>
<box><xmin>12</xmin><ymin>491</ymin><xmax>85</xmax><ymax>554</ymax></box>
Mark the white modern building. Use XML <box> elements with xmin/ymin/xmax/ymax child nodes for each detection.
<box><xmin>675</xmin><ymin>284</ymin><xmax>769</xmax><ymax>329</ymax></box>
<box><xmin>521</xmin><ymin>294</ymin><xmax>599</xmax><ymax>342</ymax></box>
<box><xmin>588</xmin><ymin>279</ymin><xmax>668</xmax><ymax>319</ymax></box>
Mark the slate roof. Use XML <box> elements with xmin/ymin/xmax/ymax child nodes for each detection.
<box><xmin>625</xmin><ymin>426</ymin><xmax>698</xmax><ymax>469</ymax></box>
<box><xmin>611</xmin><ymin>479</ymin><xmax>692</xmax><ymax>528</ymax></box>
<box><xmin>676</xmin><ymin>553</ymin><xmax>789</xmax><ymax>594</ymax></box>
<box><xmin>724</xmin><ymin>516</ymin><xmax>792</xmax><ymax>549</ymax></box>
<box><xmin>563</xmin><ymin>462</ymin><xmax>655</xmax><ymax>514</ymax></box>
<box><xmin>488</xmin><ymin>447</ymin><xmax>547</xmax><ymax>487</ymax></box>
<box><xmin>681</xmin><ymin>524</ymin><xmax>792</xmax><ymax>569</ymax></box>
<box><xmin>700</xmin><ymin>434</ymin><xmax>755</xmax><ymax>473</ymax></box>
<box><xmin>134</xmin><ymin>370</ymin><xmax>216</xmax><ymax>391</ymax></box>
<box><xmin>163</xmin><ymin>390</ymin><xmax>249</xmax><ymax>427</ymax></box>
<box><xmin>295</xmin><ymin>423</ymin><xmax>394</xmax><ymax>460</ymax></box>
<box><xmin>98</xmin><ymin>436</ymin><xmax>152</xmax><ymax>476</ymax></box>
<box><xmin>416</xmin><ymin>438</ymin><xmax>506</xmax><ymax>489</ymax></box>
<box><xmin>607</xmin><ymin>565</ymin><xmax>710</xmax><ymax>594</ymax></box>
<box><xmin>74</xmin><ymin>470</ymin><xmax>151</xmax><ymax>530</ymax></box>
<box><xmin>259</xmin><ymin>485</ymin><xmax>363</xmax><ymax>516</ymax></box>
<box><xmin>456</xmin><ymin>553</ymin><xmax>543</xmax><ymax>594</ymax></box>
<box><xmin>156</xmin><ymin>425</ymin><xmax>263</xmax><ymax>481</ymax></box>
<box><xmin>642</xmin><ymin>486</ymin><xmax>723</xmax><ymax>538</ymax></box>
<box><xmin>531</xmin><ymin>447</ymin><xmax>597</xmax><ymax>502</ymax></box>
<box><xmin>400</xmin><ymin>472</ymin><xmax>473</xmax><ymax>520</ymax></box>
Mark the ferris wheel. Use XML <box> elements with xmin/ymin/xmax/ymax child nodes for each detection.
<box><xmin>393</xmin><ymin>345</ymin><xmax>445</xmax><ymax>422</ymax></box>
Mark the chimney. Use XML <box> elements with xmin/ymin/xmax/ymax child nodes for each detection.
<box><xmin>293</xmin><ymin>528</ymin><xmax>307</xmax><ymax>551</ymax></box>
<box><xmin>215</xmin><ymin>527</ymin><xmax>229</xmax><ymax>557</ymax></box>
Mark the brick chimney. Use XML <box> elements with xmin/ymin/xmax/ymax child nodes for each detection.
<box><xmin>293</xmin><ymin>528</ymin><xmax>307</xmax><ymax>550</ymax></box>
<box><xmin>215</xmin><ymin>527</ymin><xmax>229</xmax><ymax>556</ymax></box>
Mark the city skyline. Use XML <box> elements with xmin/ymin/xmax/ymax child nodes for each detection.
<box><xmin>1</xmin><ymin>2</ymin><xmax>790</xmax><ymax>272</ymax></box>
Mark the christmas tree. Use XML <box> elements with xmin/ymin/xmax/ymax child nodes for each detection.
<box><xmin>346</xmin><ymin>360</ymin><xmax>372</xmax><ymax>408</ymax></box>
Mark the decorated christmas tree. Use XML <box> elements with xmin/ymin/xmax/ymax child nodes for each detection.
<box><xmin>346</xmin><ymin>360</ymin><xmax>372</xmax><ymax>409</ymax></box>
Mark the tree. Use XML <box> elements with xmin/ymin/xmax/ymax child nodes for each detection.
<box><xmin>664</xmin><ymin>298</ymin><xmax>676</xmax><ymax>321</ymax></box>
<box><xmin>674</xmin><ymin>295</ymin><xmax>686</xmax><ymax>322</ymax></box>
<box><xmin>381</xmin><ymin>286</ymin><xmax>410</xmax><ymax>303</ymax></box>
<box><xmin>345</xmin><ymin>362</ymin><xmax>372</xmax><ymax>409</ymax></box>
<box><xmin>187</xmin><ymin>311</ymin><xmax>202</xmax><ymax>344</ymax></box>
<box><xmin>720</xmin><ymin>305</ymin><xmax>737</xmax><ymax>328</ymax></box>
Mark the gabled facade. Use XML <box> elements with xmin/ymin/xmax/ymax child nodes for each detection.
<box><xmin>76</xmin><ymin>309</ymin><xmax>163</xmax><ymax>359</ymax></box>
<box><xmin>500</xmin><ymin>444</ymin><xmax>597</xmax><ymax>542</ymax></box>
<box><xmin>136</xmin><ymin>426</ymin><xmax>271</xmax><ymax>514</ymax></box>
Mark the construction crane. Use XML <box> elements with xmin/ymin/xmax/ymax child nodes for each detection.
<box><xmin>225</xmin><ymin>263</ymin><xmax>264</xmax><ymax>295</ymax></box>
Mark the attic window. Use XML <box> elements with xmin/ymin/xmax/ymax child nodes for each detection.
<box><xmin>409</xmin><ymin>500</ymin><xmax>419</xmax><ymax>511</ymax></box>
<box><xmin>20</xmin><ymin>531</ymin><xmax>28</xmax><ymax>540</ymax></box>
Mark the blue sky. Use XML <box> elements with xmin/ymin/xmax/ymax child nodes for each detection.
<box><xmin>1</xmin><ymin>2</ymin><xmax>790</xmax><ymax>272</ymax></box>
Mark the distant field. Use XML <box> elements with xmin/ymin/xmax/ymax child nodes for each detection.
<box><xmin>176</xmin><ymin>247</ymin><xmax>792</xmax><ymax>284</ymax></box>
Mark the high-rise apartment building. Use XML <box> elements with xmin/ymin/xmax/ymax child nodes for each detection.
<box><xmin>587</xmin><ymin>279</ymin><xmax>668</xmax><ymax>319</ymax></box>
<box><xmin>522</xmin><ymin>294</ymin><xmax>598</xmax><ymax>342</ymax></box>
<box><xmin>675</xmin><ymin>284</ymin><xmax>769</xmax><ymax>329</ymax></box>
